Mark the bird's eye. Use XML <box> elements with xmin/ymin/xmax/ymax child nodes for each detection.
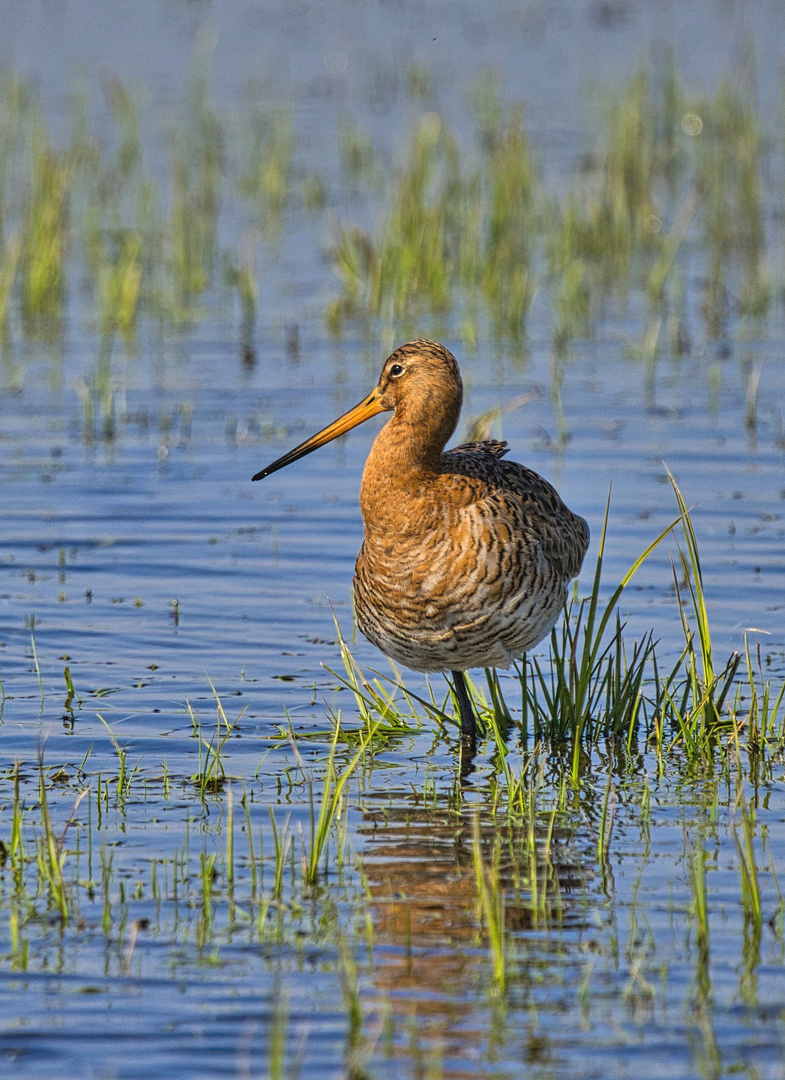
<box><xmin>389</xmin><ymin>363</ymin><xmax>404</xmax><ymax>377</ymax></box>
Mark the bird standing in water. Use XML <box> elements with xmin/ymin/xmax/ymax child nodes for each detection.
<box><xmin>253</xmin><ymin>340</ymin><xmax>589</xmax><ymax>749</ymax></box>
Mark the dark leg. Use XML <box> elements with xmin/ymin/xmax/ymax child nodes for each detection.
<box><xmin>451</xmin><ymin>670</ymin><xmax>477</xmax><ymax>744</ymax></box>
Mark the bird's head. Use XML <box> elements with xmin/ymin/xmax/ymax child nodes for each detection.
<box><xmin>251</xmin><ymin>339</ymin><xmax>461</xmax><ymax>481</ymax></box>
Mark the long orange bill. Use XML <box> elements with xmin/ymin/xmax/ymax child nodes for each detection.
<box><xmin>252</xmin><ymin>388</ymin><xmax>386</xmax><ymax>481</ymax></box>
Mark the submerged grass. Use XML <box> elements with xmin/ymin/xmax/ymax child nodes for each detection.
<box><xmin>0</xmin><ymin>627</ymin><xmax>783</xmax><ymax>1073</ymax></box>
<box><xmin>299</xmin><ymin>717</ymin><xmax>377</xmax><ymax>886</ymax></box>
<box><xmin>327</xmin><ymin>62</ymin><xmax>777</xmax><ymax>352</ymax></box>
<box><xmin>0</xmin><ymin>55</ymin><xmax>776</xmax><ymax>383</ymax></box>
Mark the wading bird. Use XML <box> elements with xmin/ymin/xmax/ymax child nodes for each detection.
<box><xmin>253</xmin><ymin>340</ymin><xmax>589</xmax><ymax>750</ymax></box>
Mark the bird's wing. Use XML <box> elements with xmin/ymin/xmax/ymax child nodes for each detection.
<box><xmin>441</xmin><ymin>449</ymin><xmax>590</xmax><ymax>583</ymax></box>
<box><xmin>447</xmin><ymin>439</ymin><xmax>510</xmax><ymax>459</ymax></box>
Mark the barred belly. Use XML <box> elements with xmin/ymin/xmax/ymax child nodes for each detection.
<box><xmin>353</xmin><ymin>526</ymin><xmax>568</xmax><ymax>673</ymax></box>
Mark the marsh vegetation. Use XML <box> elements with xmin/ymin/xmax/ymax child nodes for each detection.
<box><xmin>1</xmin><ymin>27</ymin><xmax>785</xmax><ymax>1080</ymax></box>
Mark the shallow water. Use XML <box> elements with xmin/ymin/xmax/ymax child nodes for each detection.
<box><xmin>1</xmin><ymin>2</ymin><xmax>785</xmax><ymax>1078</ymax></box>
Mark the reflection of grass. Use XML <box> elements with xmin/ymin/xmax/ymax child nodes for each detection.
<box><xmin>0</xmin><ymin>706</ymin><xmax>782</xmax><ymax>1072</ymax></box>
<box><xmin>688</xmin><ymin>831</ymin><xmax>710</xmax><ymax>968</ymax></box>
<box><xmin>734</xmin><ymin>791</ymin><xmax>762</xmax><ymax>932</ymax></box>
<box><xmin>472</xmin><ymin>813</ymin><xmax>506</xmax><ymax>993</ymax></box>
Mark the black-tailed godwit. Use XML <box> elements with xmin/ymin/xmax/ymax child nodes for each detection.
<box><xmin>253</xmin><ymin>340</ymin><xmax>589</xmax><ymax>746</ymax></box>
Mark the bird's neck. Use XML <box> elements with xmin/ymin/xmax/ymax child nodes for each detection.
<box><xmin>359</xmin><ymin>394</ymin><xmax>460</xmax><ymax>527</ymax></box>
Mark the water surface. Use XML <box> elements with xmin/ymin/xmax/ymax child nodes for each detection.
<box><xmin>0</xmin><ymin>3</ymin><xmax>784</xmax><ymax>1078</ymax></box>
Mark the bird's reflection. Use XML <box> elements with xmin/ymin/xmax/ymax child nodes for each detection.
<box><xmin>355</xmin><ymin>780</ymin><xmax>606</xmax><ymax>1059</ymax></box>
